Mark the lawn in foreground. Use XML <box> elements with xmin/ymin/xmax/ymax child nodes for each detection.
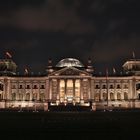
<box><xmin>0</xmin><ymin>111</ymin><xmax>139</xmax><ymax>140</ymax></box>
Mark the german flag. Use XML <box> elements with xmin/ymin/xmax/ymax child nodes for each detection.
<box><xmin>5</xmin><ymin>52</ymin><xmax>12</xmax><ymax>59</ymax></box>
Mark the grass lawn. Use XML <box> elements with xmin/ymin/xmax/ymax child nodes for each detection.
<box><xmin>0</xmin><ymin>111</ymin><xmax>140</xmax><ymax>140</ymax></box>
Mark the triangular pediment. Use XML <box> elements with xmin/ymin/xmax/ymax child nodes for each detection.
<box><xmin>49</xmin><ymin>67</ymin><xmax>90</xmax><ymax>76</ymax></box>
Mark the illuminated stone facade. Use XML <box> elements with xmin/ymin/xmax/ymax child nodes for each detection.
<box><xmin>0</xmin><ymin>58</ymin><xmax>140</xmax><ymax>111</ymax></box>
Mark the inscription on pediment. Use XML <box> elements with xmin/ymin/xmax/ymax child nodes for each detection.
<box><xmin>50</xmin><ymin>67</ymin><xmax>90</xmax><ymax>76</ymax></box>
<box><xmin>60</xmin><ymin>69</ymin><xmax>81</xmax><ymax>75</ymax></box>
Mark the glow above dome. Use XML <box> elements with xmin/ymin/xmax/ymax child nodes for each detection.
<box><xmin>56</xmin><ymin>58</ymin><xmax>84</xmax><ymax>67</ymax></box>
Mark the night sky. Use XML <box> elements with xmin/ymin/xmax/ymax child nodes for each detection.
<box><xmin>0</xmin><ymin>0</ymin><xmax>140</xmax><ymax>74</ymax></box>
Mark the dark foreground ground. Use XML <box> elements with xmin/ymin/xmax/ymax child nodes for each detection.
<box><xmin>0</xmin><ymin>110</ymin><xmax>140</xmax><ymax>140</ymax></box>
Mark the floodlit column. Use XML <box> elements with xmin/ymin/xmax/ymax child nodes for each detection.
<box><xmin>129</xmin><ymin>80</ymin><xmax>133</xmax><ymax>99</ymax></box>
<box><xmin>88</xmin><ymin>79</ymin><xmax>91</xmax><ymax>99</ymax></box>
<box><xmin>73</xmin><ymin>79</ymin><xmax>75</xmax><ymax>98</ymax></box>
<box><xmin>132</xmin><ymin>78</ymin><xmax>136</xmax><ymax>99</ymax></box>
<box><xmin>7</xmin><ymin>79</ymin><xmax>11</xmax><ymax>100</ymax></box>
<box><xmin>65</xmin><ymin>79</ymin><xmax>67</xmax><ymax>100</ymax></box>
<box><xmin>90</xmin><ymin>79</ymin><xmax>94</xmax><ymax>100</ymax></box>
<box><xmin>23</xmin><ymin>82</ymin><xmax>26</xmax><ymax>101</ymax></box>
<box><xmin>121</xmin><ymin>81</ymin><xmax>123</xmax><ymax>100</ymax></box>
<box><xmin>36</xmin><ymin>82</ymin><xmax>39</xmax><ymax>101</ymax></box>
<box><xmin>3</xmin><ymin>78</ymin><xmax>7</xmax><ymax>100</ymax></box>
<box><xmin>80</xmin><ymin>80</ymin><xmax>83</xmax><ymax>100</ymax></box>
<box><xmin>59</xmin><ymin>80</ymin><xmax>65</xmax><ymax>102</ymax></box>
<box><xmin>49</xmin><ymin>80</ymin><xmax>52</xmax><ymax>100</ymax></box>
<box><xmin>45</xmin><ymin>79</ymin><xmax>49</xmax><ymax>101</ymax></box>
<box><xmin>57</xmin><ymin>79</ymin><xmax>60</xmax><ymax>100</ymax></box>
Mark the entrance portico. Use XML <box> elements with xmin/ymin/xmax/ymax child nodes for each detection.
<box><xmin>49</xmin><ymin>66</ymin><xmax>91</xmax><ymax>106</ymax></box>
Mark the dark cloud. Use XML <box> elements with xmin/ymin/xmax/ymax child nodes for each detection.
<box><xmin>0</xmin><ymin>0</ymin><xmax>95</xmax><ymax>34</ymax></box>
<box><xmin>0</xmin><ymin>0</ymin><xmax>140</xmax><ymax>73</ymax></box>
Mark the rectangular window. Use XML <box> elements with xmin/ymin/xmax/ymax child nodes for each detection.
<box><xmin>19</xmin><ymin>85</ymin><xmax>23</xmax><ymax>89</ymax></box>
<box><xmin>40</xmin><ymin>85</ymin><xmax>45</xmax><ymax>89</ymax></box>
<box><xmin>33</xmin><ymin>85</ymin><xmax>37</xmax><ymax>89</ymax></box>
<box><xmin>95</xmin><ymin>85</ymin><xmax>100</xmax><ymax>89</ymax></box>
<box><xmin>26</xmin><ymin>85</ymin><xmax>30</xmax><ymax>89</ymax></box>
<box><xmin>12</xmin><ymin>85</ymin><xmax>16</xmax><ymax>89</ymax></box>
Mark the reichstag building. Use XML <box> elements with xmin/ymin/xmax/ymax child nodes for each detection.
<box><xmin>0</xmin><ymin>56</ymin><xmax>140</xmax><ymax>111</ymax></box>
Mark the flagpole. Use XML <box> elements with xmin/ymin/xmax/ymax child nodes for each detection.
<box><xmin>132</xmin><ymin>51</ymin><xmax>136</xmax><ymax>70</ymax></box>
<box><xmin>113</xmin><ymin>67</ymin><xmax>116</xmax><ymax>75</ymax></box>
<box><xmin>5</xmin><ymin>52</ymin><xmax>12</xmax><ymax>59</ymax></box>
<box><xmin>24</xmin><ymin>68</ymin><xmax>29</xmax><ymax>75</ymax></box>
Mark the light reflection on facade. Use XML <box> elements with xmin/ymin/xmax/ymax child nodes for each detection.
<box><xmin>0</xmin><ymin>58</ymin><xmax>140</xmax><ymax>111</ymax></box>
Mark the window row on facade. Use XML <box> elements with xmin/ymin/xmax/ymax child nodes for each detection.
<box><xmin>95</xmin><ymin>84</ymin><xmax>128</xmax><ymax>89</ymax></box>
<box><xmin>11</xmin><ymin>93</ymin><xmax>45</xmax><ymax>101</ymax></box>
<box><xmin>94</xmin><ymin>92</ymin><xmax>129</xmax><ymax>101</ymax></box>
<box><xmin>12</xmin><ymin>84</ymin><xmax>45</xmax><ymax>89</ymax></box>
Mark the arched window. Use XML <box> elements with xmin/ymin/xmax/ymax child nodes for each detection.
<box><xmin>95</xmin><ymin>93</ymin><xmax>99</xmax><ymax>101</ymax></box>
<box><xmin>0</xmin><ymin>94</ymin><xmax>2</xmax><ymax>100</ymax></box>
<box><xmin>40</xmin><ymin>93</ymin><xmax>44</xmax><ymax>101</ymax></box>
<box><xmin>25</xmin><ymin>93</ymin><xmax>30</xmax><ymax>101</ymax></box>
<box><xmin>103</xmin><ymin>92</ymin><xmax>107</xmax><ymax>101</ymax></box>
<box><xmin>0</xmin><ymin>83</ymin><xmax>3</xmax><ymax>91</ymax></box>
<box><xmin>12</xmin><ymin>93</ymin><xmax>16</xmax><ymax>101</ymax></box>
<box><xmin>138</xmin><ymin>94</ymin><xmax>140</xmax><ymax>100</ymax></box>
<box><xmin>117</xmin><ymin>93</ymin><xmax>121</xmax><ymax>100</ymax></box>
<box><xmin>136</xmin><ymin>83</ymin><xmax>140</xmax><ymax>90</ymax></box>
<box><xmin>33</xmin><ymin>93</ymin><xmax>37</xmax><ymax>100</ymax></box>
<box><xmin>19</xmin><ymin>93</ymin><xmax>23</xmax><ymax>100</ymax></box>
<box><xmin>124</xmin><ymin>92</ymin><xmax>128</xmax><ymax>100</ymax></box>
<box><xmin>110</xmin><ymin>93</ymin><xmax>114</xmax><ymax>101</ymax></box>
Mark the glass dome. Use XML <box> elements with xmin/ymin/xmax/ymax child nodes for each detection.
<box><xmin>56</xmin><ymin>58</ymin><xmax>84</xmax><ymax>68</ymax></box>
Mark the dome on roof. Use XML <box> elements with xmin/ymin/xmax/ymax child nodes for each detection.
<box><xmin>0</xmin><ymin>59</ymin><xmax>17</xmax><ymax>75</ymax></box>
<box><xmin>56</xmin><ymin>58</ymin><xmax>84</xmax><ymax>68</ymax></box>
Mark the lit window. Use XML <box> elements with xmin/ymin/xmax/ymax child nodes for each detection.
<box><xmin>110</xmin><ymin>93</ymin><xmax>114</xmax><ymax>101</ymax></box>
<box><xmin>124</xmin><ymin>92</ymin><xmax>128</xmax><ymax>100</ymax></box>
<box><xmin>117</xmin><ymin>93</ymin><xmax>121</xmax><ymax>100</ymax></box>
<box><xmin>103</xmin><ymin>93</ymin><xmax>107</xmax><ymax>101</ymax></box>
<box><xmin>19</xmin><ymin>93</ymin><xmax>23</xmax><ymax>100</ymax></box>
<box><xmin>32</xmin><ymin>93</ymin><xmax>37</xmax><ymax>100</ymax></box>
<box><xmin>12</xmin><ymin>93</ymin><xmax>16</xmax><ymax>101</ymax></box>
<box><xmin>40</xmin><ymin>93</ymin><xmax>45</xmax><ymax>101</ymax></box>
<box><xmin>25</xmin><ymin>93</ymin><xmax>30</xmax><ymax>101</ymax></box>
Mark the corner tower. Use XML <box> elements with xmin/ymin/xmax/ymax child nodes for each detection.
<box><xmin>0</xmin><ymin>59</ymin><xmax>17</xmax><ymax>76</ymax></box>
